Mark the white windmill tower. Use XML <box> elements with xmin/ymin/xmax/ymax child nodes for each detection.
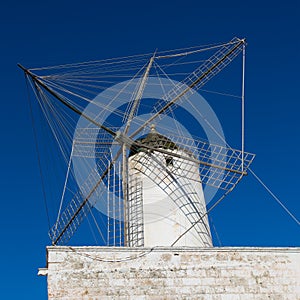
<box><xmin>19</xmin><ymin>37</ymin><xmax>255</xmax><ymax>248</ymax></box>
<box><xmin>127</xmin><ymin>124</ymin><xmax>212</xmax><ymax>247</ymax></box>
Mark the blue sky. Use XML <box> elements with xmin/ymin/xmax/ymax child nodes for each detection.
<box><xmin>1</xmin><ymin>0</ymin><xmax>299</xmax><ymax>298</ymax></box>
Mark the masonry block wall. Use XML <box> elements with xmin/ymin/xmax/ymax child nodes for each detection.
<box><xmin>46</xmin><ymin>247</ymin><xmax>300</xmax><ymax>299</ymax></box>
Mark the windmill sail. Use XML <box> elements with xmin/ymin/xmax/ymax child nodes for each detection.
<box><xmin>20</xmin><ymin>37</ymin><xmax>254</xmax><ymax>246</ymax></box>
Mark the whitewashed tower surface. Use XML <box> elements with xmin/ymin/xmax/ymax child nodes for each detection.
<box><xmin>127</xmin><ymin>125</ymin><xmax>212</xmax><ymax>247</ymax></box>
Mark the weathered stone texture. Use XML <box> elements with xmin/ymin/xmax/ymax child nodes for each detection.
<box><xmin>46</xmin><ymin>247</ymin><xmax>300</xmax><ymax>299</ymax></box>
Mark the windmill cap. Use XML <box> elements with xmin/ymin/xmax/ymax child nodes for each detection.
<box><xmin>128</xmin><ymin>126</ymin><xmax>178</xmax><ymax>157</ymax></box>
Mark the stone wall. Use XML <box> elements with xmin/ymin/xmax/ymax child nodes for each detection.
<box><xmin>45</xmin><ymin>246</ymin><xmax>300</xmax><ymax>299</ymax></box>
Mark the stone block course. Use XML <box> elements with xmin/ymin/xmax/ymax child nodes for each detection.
<box><xmin>46</xmin><ymin>247</ymin><xmax>300</xmax><ymax>299</ymax></box>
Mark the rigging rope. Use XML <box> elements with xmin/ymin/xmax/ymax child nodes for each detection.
<box><xmin>68</xmin><ymin>246</ymin><xmax>155</xmax><ymax>262</ymax></box>
<box><xmin>249</xmin><ymin>168</ymin><xmax>300</xmax><ymax>226</ymax></box>
<box><xmin>209</xmin><ymin>215</ymin><xmax>222</xmax><ymax>246</ymax></box>
<box><xmin>25</xmin><ymin>75</ymin><xmax>51</xmax><ymax>231</ymax></box>
<box><xmin>56</xmin><ymin>142</ymin><xmax>74</xmax><ymax>227</ymax></box>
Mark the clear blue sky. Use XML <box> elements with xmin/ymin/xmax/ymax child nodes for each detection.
<box><xmin>0</xmin><ymin>0</ymin><xmax>299</xmax><ymax>299</ymax></box>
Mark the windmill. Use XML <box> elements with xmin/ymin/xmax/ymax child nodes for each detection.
<box><xmin>19</xmin><ymin>37</ymin><xmax>255</xmax><ymax>248</ymax></box>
